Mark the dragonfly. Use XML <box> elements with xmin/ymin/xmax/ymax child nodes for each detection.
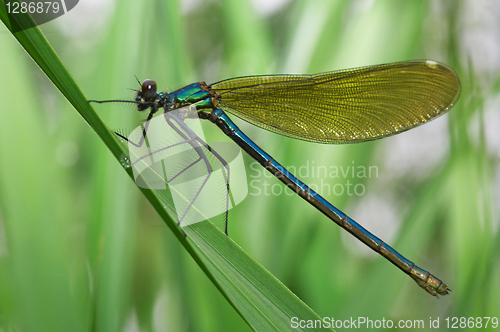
<box><xmin>90</xmin><ymin>60</ymin><xmax>460</xmax><ymax>296</ymax></box>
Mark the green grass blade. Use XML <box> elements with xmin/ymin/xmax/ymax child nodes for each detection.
<box><xmin>0</xmin><ymin>8</ymin><xmax>330</xmax><ymax>332</ymax></box>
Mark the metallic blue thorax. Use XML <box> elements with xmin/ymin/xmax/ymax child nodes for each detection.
<box><xmin>165</xmin><ymin>82</ymin><xmax>214</xmax><ymax>111</ymax></box>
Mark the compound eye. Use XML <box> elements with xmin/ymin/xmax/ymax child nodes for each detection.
<box><xmin>141</xmin><ymin>79</ymin><xmax>157</xmax><ymax>100</ymax></box>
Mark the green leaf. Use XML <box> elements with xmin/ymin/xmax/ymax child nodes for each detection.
<box><xmin>0</xmin><ymin>7</ymin><xmax>330</xmax><ymax>332</ymax></box>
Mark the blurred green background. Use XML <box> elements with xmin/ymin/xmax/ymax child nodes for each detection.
<box><xmin>1</xmin><ymin>0</ymin><xmax>499</xmax><ymax>331</ymax></box>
